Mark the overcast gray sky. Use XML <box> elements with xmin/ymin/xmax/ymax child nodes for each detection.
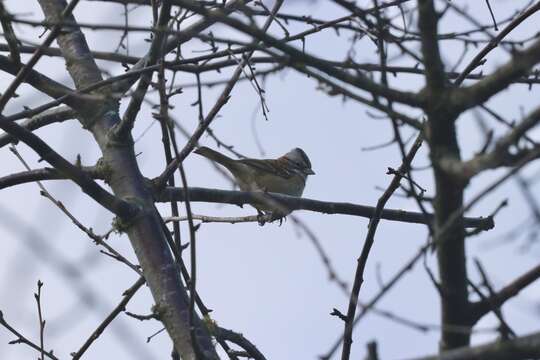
<box><xmin>1</xmin><ymin>1</ymin><xmax>539</xmax><ymax>359</ymax></box>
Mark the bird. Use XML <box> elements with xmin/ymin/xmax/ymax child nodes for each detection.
<box><xmin>193</xmin><ymin>146</ymin><xmax>315</xmax><ymax>222</ymax></box>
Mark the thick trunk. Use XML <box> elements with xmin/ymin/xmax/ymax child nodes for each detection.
<box><xmin>37</xmin><ymin>1</ymin><xmax>217</xmax><ymax>358</ymax></box>
<box><xmin>430</xmin><ymin>115</ymin><xmax>470</xmax><ymax>350</ymax></box>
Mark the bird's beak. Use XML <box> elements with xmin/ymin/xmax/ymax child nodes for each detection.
<box><xmin>305</xmin><ymin>168</ymin><xmax>315</xmax><ymax>175</ymax></box>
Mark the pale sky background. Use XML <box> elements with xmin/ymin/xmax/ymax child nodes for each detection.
<box><xmin>1</xmin><ymin>0</ymin><xmax>540</xmax><ymax>359</ymax></box>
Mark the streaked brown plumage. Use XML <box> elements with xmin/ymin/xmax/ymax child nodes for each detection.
<box><xmin>194</xmin><ymin>146</ymin><xmax>315</xmax><ymax>217</ymax></box>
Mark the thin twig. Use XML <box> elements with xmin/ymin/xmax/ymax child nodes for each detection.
<box><xmin>71</xmin><ymin>277</ymin><xmax>146</xmax><ymax>360</ymax></box>
<box><xmin>341</xmin><ymin>133</ymin><xmax>423</xmax><ymax>360</ymax></box>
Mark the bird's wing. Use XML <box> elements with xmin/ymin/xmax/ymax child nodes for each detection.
<box><xmin>238</xmin><ymin>159</ymin><xmax>294</xmax><ymax>179</ymax></box>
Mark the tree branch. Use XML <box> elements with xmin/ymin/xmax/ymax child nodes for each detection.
<box><xmin>71</xmin><ymin>277</ymin><xmax>146</xmax><ymax>360</ymax></box>
<box><xmin>0</xmin><ymin>107</ymin><xmax>76</xmax><ymax>148</ymax></box>
<box><xmin>469</xmin><ymin>263</ymin><xmax>540</xmax><ymax>324</ymax></box>
<box><xmin>113</xmin><ymin>0</ymin><xmax>249</xmax><ymax>94</ymax></box>
<box><xmin>113</xmin><ymin>1</ymin><xmax>171</xmax><ymax>139</ymax></box>
<box><xmin>0</xmin><ymin>116</ymin><xmax>133</xmax><ymax>217</ymax></box>
<box><xmin>418</xmin><ymin>0</ymin><xmax>446</xmax><ymax>90</ymax></box>
<box><xmin>0</xmin><ymin>0</ymin><xmax>82</xmax><ymax>112</ymax></box>
<box><xmin>409</xmin><ymin>331</ymin><xmax>540</xmax><ymax>360</ymax></box>
<box><xmin>0</xmin><ymin>166</ymin><xmax>103</xmax><ymax>190</ymax></box>
<box><xmin>453</xmin><ymin>36</ymin><xmax>540</xmax><ymax>112</ymax></box>
<box><xmin>453</xmin><ymin>2</ymin><xmax>540</xmax><ymax>87</ymax></box>
<box><xmin>439</xmin><ymin>105</ymin><xmax>540</xmax><ymax>179</ymax></box>
<box><xmin>341</xmin><ymin>134</ymin><xmax>423</xmax><ymax>360</ymax></box>
<box><xmin>0</xmin><ymin>55</ymin><xmax>90</xmax><ymax>110</ymax></box>
<box><xmin>170</xmin><ymin>0</ymin><xmax>424</xmax><ymax>107</ymax></box>
<box><xmin>155</xmin><ymin>187</ymin><xmax>494</xmax><ymax>230</ymax></box>
<box><xmin>36</xmin><ymin>2</ymin><xmax>219</xmax><ymax>357</ymax></box>
<box><xmin>214</xmin><ymin>326</ymin><xmax>267</xmax><ymax>360</ymax></box>
<box><xmin>0</xmin><ymin>311</ymin><xmax>58</xmax><ymax>360</ymax></box>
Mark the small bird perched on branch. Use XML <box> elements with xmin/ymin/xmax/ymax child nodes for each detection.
<box><xmin>194</xmin><ymin>146</ymin><xmax>315</xmax><ymax>222</ymax></box>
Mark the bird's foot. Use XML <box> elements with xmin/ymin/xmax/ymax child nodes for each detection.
<box><xmin>270</xmin><ymin>213</ymin><xmax>287</xmax><ymax>226</ymax></box>
<box><xmin>257</xmin><ymin>211</ymin><xmax>267</xmax><ymax>226</ymax></box>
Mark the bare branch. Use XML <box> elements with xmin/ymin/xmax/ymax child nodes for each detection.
<box><xmin>0</xmin><ymin>311</ymin><xmax>58</xmax><ymax>360</ymax></box>
<box><xmin>156</xmin><ymin>186</ymin><xmax>494</xmax><ymax>230</ymax></box>
<box><xmin>439</xmin><ymin>105</ymin><xmax>540</xmax><ymax>179</ymax></box>
<box><xmin>0</xmin><ymin>166</ymin><xmax>102</xmax><ymax>190</ymax></box>
<box><xmin>409</xmin><ymin>331</ymin><xmax>540</xmax><ymax>360</ymax></box>
<box><xmin>170</xmin><ymin>0</ymin><xmax>424</xmax><ymax>107</ymax></box>
<box><xmin>0</xmin><ymin>107</ymin><xmax>76</xmax><ymax>148</ymax></box>
<box><xmin>71</xmin><ymin>277</ymin><xmax>146</xmax><ymax>360</ymax></box>
<box><xmin>0</xmin><ymin>116</ymin><xmax>133</xmax><ymax>216</ymax></box>
<box><xmin>341</xmin><ymin>134</ymin><xmax>423</xmax><ymax>360</ymax></box>
<box><xmin>470</xmin><ymin>263</ymin><xmax>540</xmax><ymax>324</ymax></box>
<box><xmin>418</xmin><ymin>0</ymin><xmax>446</xmax><ymax>90</ymax></box>
<box><xmin>454</xmin><ymin>2</ymin><xmax>540</xmax><ymax>87</ymax></box>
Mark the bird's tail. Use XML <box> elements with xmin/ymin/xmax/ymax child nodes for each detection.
<box><xmin>193</xmin><ymin>146</ymin><xmax>234</xmax><ymax>167</ymax></box>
